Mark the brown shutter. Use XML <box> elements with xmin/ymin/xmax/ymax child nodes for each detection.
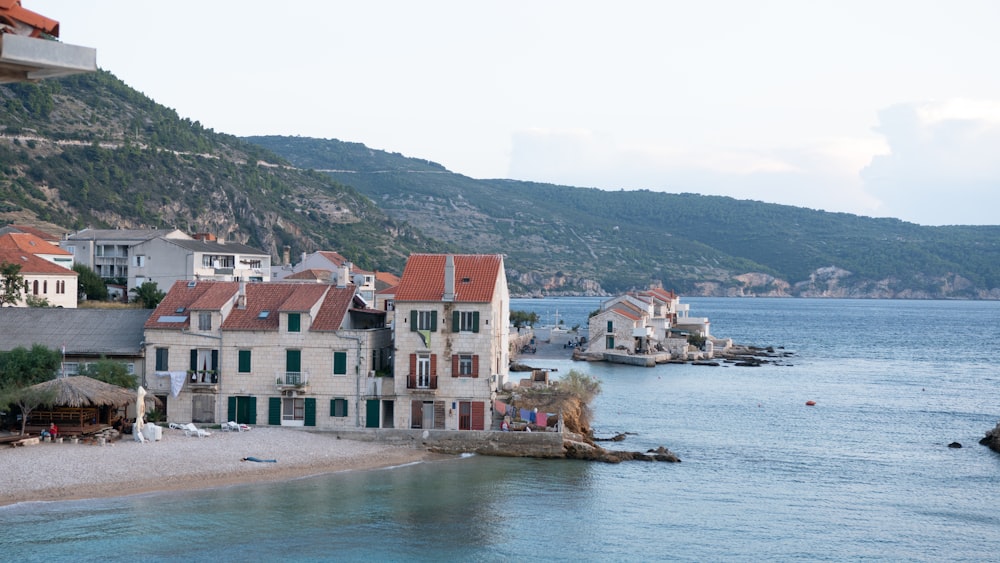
<box><xmin>451</xmin><ymin>354</ymin><xmax>459</xmax><ymax>378</ymax></box>
<box><xmin>430</xmin><ymin>354</ymin><xmax>437</xmax><ymax>376</ymax></box>
<box><xmin>471</xmin><ymin>401</ymin><xmax>485</xmax><ymax>430</ymax></box>
<box><xmin>472</xmin><ymin>355</ymin><xmax>479</xmax><ymax>378</ymax></box>
<box><xmin>409</xmin><ymin>353</ymin><xmax>416</xmax><ymax>376</ymax></box>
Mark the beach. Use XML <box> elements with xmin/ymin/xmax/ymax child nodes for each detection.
<box><xmin>0</xmin><ymin>427</ymin><xmax>435</xmax><ymax>507</ymax></box>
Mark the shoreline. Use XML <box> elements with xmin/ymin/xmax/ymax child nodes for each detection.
<box><xmin>1</xmin><ymin>427</ymin><xmax>440</xmax><ymax>507</ymax></box>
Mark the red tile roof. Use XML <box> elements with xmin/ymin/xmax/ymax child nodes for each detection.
<box><xmin>317</xmin><ymin>251</ymin><xmax>348</xmax><ymax>267</ymax></box>
<box><xmin>395</xmin><ymin>254</ymin><xmax>503</xmax><ymax>303</ymax></box>
<box><xmin>311</xmin><ymin>286</ymin><xmax>359</xmax><ymax>331</ymax></box>
<box><xmin>5</xmin><ymin>225</ymin><xmax>60</xmax><ymax>241</ymax></box>
<box><xmin>0</xmin><ymin>233</ymin><xmax>72</xmax><ymax>255</ymax></box>
<box><xmin>0</xmin><ymin>248</ymin><xmax>77</xmax><ymax>275</ymax></box>
<box><xmin>145</xmin><ymin>280</ymin><xmax>239</xmax><ymax>329</ymax></box>
<box><xmin>285</xmin><ymin>268</ymin><xmax>333</xmax><ymax>281</ymax></box>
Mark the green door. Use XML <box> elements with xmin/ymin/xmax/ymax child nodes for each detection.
<box><xmin>366</xmin><ymin>399</ymin><xmax>380</xmax><ymax>428</ymax></box>
<box><xmin>228</xmin><ymin>396</ymin><xmax>256</xmax><ymax>424</ymax></box>
<box><xmin>304</xmin><ymin>398</ymin><xmax>316</xmax><ymax>427</ymax></box>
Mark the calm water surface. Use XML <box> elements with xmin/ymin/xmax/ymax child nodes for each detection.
<box><xmin>3</xmin><ymin>298</ymin><xmax>1000</xmax><ymax>561</ymax></box>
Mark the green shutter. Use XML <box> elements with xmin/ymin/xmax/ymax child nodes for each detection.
<box><xmin>286</xmin><ymin>349</ymin><xmax>301</xmax><ymax>372</ymax></box>
<box><xmin>238</xmin><ymin>350</ymin><xmax>251</xmax><ymax>373</ymax></box>
<box><xmin>211</xmin><ymin>349</ymin><xmax>219</xmax><ymax>371</ymax></box>
<box><xmin>268</xmin><ymin>397</ymin><xmax>281</xmax><ymax>425</ymax></box>
<box><xmin>472</xmin><ymin>311</ymin><xmax>480</xmax><ymax>333</ymax></box>
<box><xmin>331</xmin><ymin>398</ymin><xmax>349</xmax><ymax>417</ymax></box>
<box><xmin>247</xmin><ymin>397</ymin><xmax>257</xmax><ymax>425</ymax></box>
<box><xmin>410</xmin><ymin>310</ymin><xmax>418</xmax><ymax>331</ymax></box>
<box><xmin>452</xmin><ymin>311</ymin><xmax>460</xmax><ymax>332</ymax></box>
<box><xmin>333</xmin><ymin>351</ymin><xmax>347</xmax><ymax>375</ymax></box>
<box><xmin>190</xmin><ymin>349</ymin><xmax>198</xmax><ymax>370</ymax></box>
<box><xmin>430</xmin><ymin>310</ymin><xmax>437</xmax><ymax>331</ymax></box>
<box><xmin>288</xmin><ymin>312</ymin><xmax>301</xmax><ymax>332</ymax></box>
<box><xmin>304</xmin><ymin>398</ymin><xmax>316</xmax><ymax>426</ymax></box>
<box><xmin>607</xmin><ymin>320</ymin><xmax>613</xmax><ymax>332</ymax></box>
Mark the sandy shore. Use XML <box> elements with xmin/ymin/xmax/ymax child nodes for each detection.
<box><xmin>0</xmin><ymin>427</ymin><xmax>438</xmax><ymax>507</ymax></box>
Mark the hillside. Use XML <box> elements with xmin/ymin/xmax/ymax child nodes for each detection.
<box><xmin>246</xmin><ymin>136</ymin><xmax>1000</xmax><ymax>299</ymax></box>
<box><xmin>0</xmin><ymin>72</ymin><xmax>445</xmax><ymax>275</ymax></box>
<box><xmin>2</xmin><ymin>70</ymin><xmax>999</xmax><ymax>299</ymax></box>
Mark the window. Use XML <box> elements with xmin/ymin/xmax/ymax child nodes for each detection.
<box><xmin>288</xmin><ymin>313</ymin><xmax>301</xmax><ymax>332</ymax></box>
<box><xmin>410</xmin><ymin>310</ymin><xmax>437</xmax><ymax>331</ymax></box>
<box><xmin>155</xmin><ymin>348</ymin><xmax>169</xmax><ymax>371</ymax></box>
<box><xmin>454</xmin><ymin>354</ymin><xmax>476</xmax><ymax>377</ymax></box>
<box><xmin>43</xmin><ymin>280</ymin><xmax>47</xmax><ymax>294</ymax></box>
<box><xmin>125</xmin><ymin>363</ymin><xmax>135</xmax><ymax>375</ymax></box>
<box><xmin>331</xmin><ymin>398</ymin><xmax>349</xmax><ymax>417</ymax></box>
<box><xmin>238</xmin><ymin>350</ymin><xmax>252</xmax><ymax>373</ymax></box>
<box><xmin>417</xmin><ymin>354</ymin><xmax>431</xmax><ymax>387</ymax></box>
<box><xmin>607</xmin><ymin>320</ymin><xmax>613</xmax><ymax>332</ymax></box>
<box><xmin>453</xmin><ymin>311</ymin><xmax>479</xmax><ymax>333</ymax></box>
<box><xmin>198</xmin><ymin>313</ymin><xmax>211</xmax><ymax>331</ymax></box>
<box><xmin>63</xmin><ymin>362</ymin><xmax>79</xmax><ymax>376</ymax></box>
<box><xmin>282</xmin><ymin>397</ymin><xmax>305</xmax><ymax>421</ymax></box>
<box><xmin>333</xmin><ymin>351</ymin><xmax>347</xmax><ymax>376</ymax></box>
<box><xmin>32</xmin><ymin>280</ymin><xmax>39</xmax><ymax>295</ymax></box>
<box><xmin>134</xmin><ymin>255</ymin><xmax>145</xmax><ymax>267</ymax></box>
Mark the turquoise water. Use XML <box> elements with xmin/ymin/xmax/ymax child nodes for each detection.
<box><xmin>3</xmin><ymin>298</ymin><xmax>1000</xmax><ymax>561</ymax></box>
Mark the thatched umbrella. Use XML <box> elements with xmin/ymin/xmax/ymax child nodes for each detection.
<box><xmin>27</xmin><ymin>376</ymin><xmax>156</xmax><ymax>408</ymax></box>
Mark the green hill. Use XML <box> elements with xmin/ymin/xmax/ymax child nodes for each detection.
<box><xmin>2</xmin><ymin>70</ymin><xmax>998</xmax><ymax>298</ymax></box>
<box><xmin>247</xmin><ymin>136</ymin><xmax>1000</xmax><ymax>298</ymax></box>
<box><xmin>0</xmin><ymin>71</ymin><xmax>444</xmax><ymax>275</ymax></box>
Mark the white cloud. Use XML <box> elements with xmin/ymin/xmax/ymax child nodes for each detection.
<box><xmin>861</xmin><ymin>100</ymin><xmax>1000</xmax><ymax>225</ymax></box>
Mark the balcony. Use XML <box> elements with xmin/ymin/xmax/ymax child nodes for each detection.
<box><xmin>276</xmin><ymin>371</ymin><xmax>310</xmax><ymax>391</ymax></box>
<box><xmin>406</xmin><ymin>375</ymin><xmax>438</xmax><ymax>391</ymax></box>
<box><xmin>187</xmin><ymin>370</ymin><xmax>219</xmax><ymax>392</ymax></box>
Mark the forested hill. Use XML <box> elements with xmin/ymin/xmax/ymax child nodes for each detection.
<box><xmin>247</xmin><ymin>135</ymin><xmax>1000</xmax><ymax>299</ymax></box>
<box><xmin>0</xmin><ymin>71</ymin><xmax>444</xmax><ymax>275</ymax></box>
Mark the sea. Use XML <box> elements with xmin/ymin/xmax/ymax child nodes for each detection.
<box><xmin>3</xmin><ymin>297</ymin><xmax>1000</xmax><ymax>562</ymax></box>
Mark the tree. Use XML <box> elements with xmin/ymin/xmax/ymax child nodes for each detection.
<box><xmin>73</xmin><ymin>263</ymin><xmax>108</xmax><ymax>301</ymax></box>
<box><xmin>0</xmin><ymin>261</ymin><xmax>28</xmax><ymax>307</ymax></box>
<box><xmin>510</xmin><ymin>310</ymin><xmax>540</xmax><ymax>329</ymax></box>
<box><xmin>79</xmin><ymin>357</ymin><xmax>136</xmax><ymax>389</ymax></box>
<box><xmin>130</xmin><ymin>281</ymin><xmax>165</xmax><ymax>309</ymax></box>
<box><xmin>0</xmin><ymin>345</ymin><xmax>61</xmax><ymax>435</ymax></box>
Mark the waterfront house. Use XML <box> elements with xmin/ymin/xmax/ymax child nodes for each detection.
<box><xmin>391</xmin><ymin>254</ymin><xmax>510</xmax><ymax>431</ymax></box>
<box><xmin>143</xmin><ymin>280</ymin><xmax>391</xmax><ymax>428</ymax></box>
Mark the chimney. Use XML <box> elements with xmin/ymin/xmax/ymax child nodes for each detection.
<box><xmin>443</xmin><ymin>254</ymin><xmax>455</xmax><ymax>302</ymax></box>
<box><xmin>282</xmin><ymin>246</ymin><xmax>291</xmax><ymax>266</ymax></box>
<box><xmin>237</xmin><ymin>281</ymin><xmax>247</xmax><ymax>309</ymax></box>
<box><xmin>338</xmin><ymin>262</ymin><xmax>350</xmax><ymax>288</ymax></box>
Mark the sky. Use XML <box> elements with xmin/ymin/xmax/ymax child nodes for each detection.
<box><xmin>36</xmin><ymin>1</ymin><xmax>1000</xmax><ymax>226</ymax></box>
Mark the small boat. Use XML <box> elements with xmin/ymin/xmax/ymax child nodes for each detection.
<box><xmin>805</xmin><ymin>400</ymin><xmax>816</xmax><ymax>406</ymax></box>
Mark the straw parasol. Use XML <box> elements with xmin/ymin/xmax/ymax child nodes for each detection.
<box><xmin>27</xmin><ymin>376</ymin><xmax>158</xmax><ymax>408</ymax></box>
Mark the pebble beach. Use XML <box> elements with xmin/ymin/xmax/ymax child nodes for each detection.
<box><xmin>0</xmin><ymin>427</ymin><xmax>435</xmax><ymax>507</ymax></box>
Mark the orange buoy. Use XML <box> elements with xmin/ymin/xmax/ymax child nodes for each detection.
<box><xmin>805</xmin><ymin>400</ymin><xmax>816</xmax><ymax>406</ymax></box>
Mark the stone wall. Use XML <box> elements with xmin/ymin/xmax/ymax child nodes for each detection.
<box><xmin>324</xmin><ymin>428</ymin><xmax>566</xmax><ymax>458</ymax></box>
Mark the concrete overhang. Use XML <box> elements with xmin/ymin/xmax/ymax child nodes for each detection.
<box><xmin>0</xmin><ymin>33</ymin><xmax>95</xmax><ymax>83</ymax></box>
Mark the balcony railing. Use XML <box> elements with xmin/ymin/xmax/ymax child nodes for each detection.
<box><xmin>406</xmin><ymin>375</ymin><xmax>438</xmax><ymax>390</ymax></box>
<box><xmin>188</xmin><ymin>370</ymin><xmax>218</xmax><ymax>384</ymax></box>
<box><xmin>276</xmin><ymin>371</ymin><xmax>310</xmax><ymax>388</ymax></box>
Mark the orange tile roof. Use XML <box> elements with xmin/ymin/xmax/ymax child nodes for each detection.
<box><xmin>0</xmin><ymin>248</ymin><xmax>76</xmax><ymax>275</ymax></box>
<box><xmin>311</xmin><ymin>286</ymin><xmax>359</xmax><ymax>331</ymax></box>
<box><xmin>285</xmin><ymin>268</ymin><xmax>333</xmax><ymax>281</ymax></box>
<box><xmin>278</xmin><ymin>284</ymin><xmax>329</xmax><ymax>312</ymax></box>
<box><xmin>221</xmin><ymin>283</ymin><xmax>333</xmax><ymax>330</ymax></box>
<box><xmin>317</xmin><ymin>251</ymin><xmax>348</xmax><ymax>267</ymax></box>
<box><xmin>145</xmin><ymin>280</ymin><xmax>239</xmax><ymax>329</ymax></box>
<box><xmin>4</xmin><ymin>225</ymin><xmax>61</xmax><ymax>242</ymax></box>
<box><xmin>0</xmin><ymin>233</ymin><xmax>71</xmax><ymax>255</ymax></box>
<box><xmin>395</xmin><ymin>254</ymin><xmax>503</xmax><ymax>303</ymax></box>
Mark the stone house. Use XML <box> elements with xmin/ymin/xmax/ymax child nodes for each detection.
<box><xmin>143</xmin><ymin>280</ymin><xmax>391</xmax><ymax>428</ymax></box>
<box><xmin>391</xmin><ymin>254</ymin><xmax>510</xmax><ymax>431</ymax></box>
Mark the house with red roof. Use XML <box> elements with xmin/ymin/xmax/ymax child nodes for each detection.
<box><xmin>585</xmin><ymin>287</ymin><xmax>715</xmax><ymax>357</ymax></box>
<box><xmin>142</xmin><ymin>280</ymin><xmax>391</xmax><ymax>428</ymax></box>
<box><xmin>0</xmin><ymin>232</ymin><xmax>77</xmax><ymax>308</ymax></box>
<box><xmin>392</xmin><ymin>254</ymin><xmax>509</xmax><ymax>431</ymax></box>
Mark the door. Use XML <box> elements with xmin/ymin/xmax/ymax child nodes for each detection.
<box><xmin>365</xmin><ymin>400</ymin><xmax>380</xmax><ymax>428</ymax></box>
<box><xmin>421</xmin><ymin>401</ymin><xmax>435</xmax><ymax>429</ymax></box>
<box><xmin>458</xmin><ymin>401</ymin><xmax>472</xmax><ymax>430</ymax></box>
